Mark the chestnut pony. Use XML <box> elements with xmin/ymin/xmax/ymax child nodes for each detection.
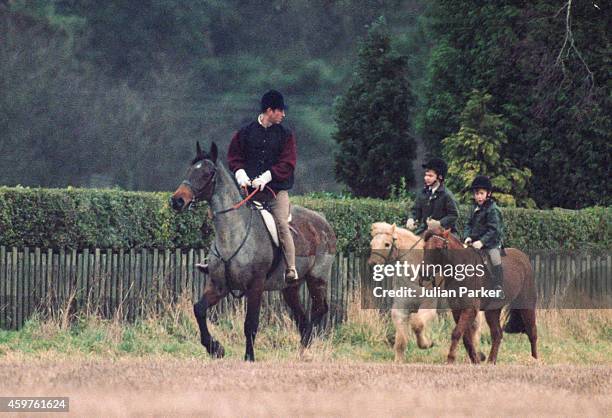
<box><xmin>423</xmin><ymin>227</ymin><xmax>538</xmax><ymax>364</ymax></box>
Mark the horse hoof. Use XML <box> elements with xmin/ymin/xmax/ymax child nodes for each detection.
<box><xmin>447</xmin><ymin>357</ymin><xmax>456</xmax><ymax>364</ymax></box>
<box><xmin>479</xmin><ymin>351</ymin><xmax>486</xmax><ymax>362</ymax></box>
<box><xmin>207</xmin><ymin>340</ymin><xmax>225</xmax><ymax>358</ymax></box>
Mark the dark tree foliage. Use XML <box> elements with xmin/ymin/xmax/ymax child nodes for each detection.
<box><xmin>333</xmin><ymin>19</ymin><xmax>416</xmax><ymax>198</ymax></box>
<box><xmin>415</xmin><ymin>0</ymin><xmax>610</xmax><ymax>208</ymax></box>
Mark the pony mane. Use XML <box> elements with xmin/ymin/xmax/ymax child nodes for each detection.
<box><xmin>370</xmin><ymin>222</ymin><xmax>422</xmax><ymax>249</ymax></box>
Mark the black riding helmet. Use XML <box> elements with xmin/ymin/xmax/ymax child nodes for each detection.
<box><xmin>422</xmin><ymin>157</ymin><xmax>448</xmax><ymax>179</ymax></box>
<box><xmin>470</xmin><ymin>175</ymin><xmax>493</xmax><ymax>191</ymax></box>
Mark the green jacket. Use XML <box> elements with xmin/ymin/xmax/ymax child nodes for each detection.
<box><xmin>464</xmin><ymin>199</ymin><xmax>503</xmax><ymax>249</ymax></box>
<box><xmin>411</xmin><ymin>183</ymin><xmax>459</xmax><ymax>235</ymax></box>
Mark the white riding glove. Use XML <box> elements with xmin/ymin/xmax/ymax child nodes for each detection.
<box><xmin>251</xmin><ymin>170</ymin><xmax>272</xmax><ymax>191</ymax></box>
<box><xmin>426</xmin><ymin>218</ymin><xmax>441</xmax><ymax>229</ymax></box>
<box><xmin>464</xmin><ymin>237</ymin><xmax>472</xmax><ymax>245</ymax></box>
<box><xmin>472</xmin><ymin>240</ymin><xmax>483</xmax><ymax>249</ymax></box>
<box><xmin>405</xmin><ymin>218</ymin><xmax>416</xmax><ymax>230</ymax></box>
<box><xmin>235</xmin><ymin>169</ymin><xmax>251</xmax><ymax>188</ymax></box>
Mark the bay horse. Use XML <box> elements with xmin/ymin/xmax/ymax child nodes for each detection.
<box><xmin>423</xmin><ymin>227</ymin><xmax>538</xmax><ymax>364</ymax></box>
<box><xmin>368</xmin><ymin>222</ymin><xmax>483</xmax><ymax>363</ymax></box>
<box><xmin>170</xmin><ymin>142</ymin><xmax>336</xmax><ymax>361</ymax></box>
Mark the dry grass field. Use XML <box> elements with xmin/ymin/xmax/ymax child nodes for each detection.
<box><xmin>0</xmin><ymin>357</ymin><xmax>610</xmax><ymax>416</ymax></box>
<box><xmin>1</xmin><ymin>299</ymin><xmax>610</xmax><ymax>416</ymax></box>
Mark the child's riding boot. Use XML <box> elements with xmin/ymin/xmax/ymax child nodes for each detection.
<box><xmin>491</xmin><ymin>264</ymin><xmax>505</xmax><ymax>299</ymax></box>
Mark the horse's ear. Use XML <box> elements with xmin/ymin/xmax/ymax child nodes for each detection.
<box><xmin>391</xmin><ymin>223</ymin><xmax>397</xmax><ymax>238</ymax></box>
<box><xmin>196</xmin><ymin>141</ymin><xmax>203</xmax><ymax>157</ymax></box>
<box><xmin>210</xmin><ymin>142</ymin><xmax>218</xmax><ymax>163</ymax></box>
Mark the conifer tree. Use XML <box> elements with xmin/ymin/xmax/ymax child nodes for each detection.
<box><xmin>333</xmin><ymin>18</ymin><xmax>416</xmax><ymax>198</ymax></box>
<box><xmin>443</xmin><ymin>90</ymin><xmax>535</xmax><ymax>207</ymax></box>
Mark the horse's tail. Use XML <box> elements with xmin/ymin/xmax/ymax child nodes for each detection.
<box><xmin>503</xmin><ymin>308</ymin><xmax>526</xmax><ymax>334</ymax></box>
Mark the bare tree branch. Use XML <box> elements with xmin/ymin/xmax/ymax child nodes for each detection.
<box><xmin>555</xmin><ymin>0</ymin><xmax>595</xmax><ymax>88</ymax></box>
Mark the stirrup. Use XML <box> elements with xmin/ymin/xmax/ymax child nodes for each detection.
<box><xmin>195</xmin><ymin>262</ymin><xmax>209</xmax><ymax>274</ymax></box>
<box><xmin>492</xmin><ymin>284</ymin><xmax>505</xmax><ymax>299</ymax></box>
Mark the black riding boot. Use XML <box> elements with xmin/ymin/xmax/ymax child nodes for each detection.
<box><xmin>491</xmin><ymin>264</ymin><xmax>505</xmax><ymax>299</ymax></box>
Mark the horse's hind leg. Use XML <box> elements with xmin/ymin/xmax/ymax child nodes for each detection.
<box><xmin>391</xmin><ymin>309</ymin><xmax>410</xmax><ymax>362</ymax></box>
<box><xmin>282</xmin><ymin>284</ymin><xmax>313</xmax><ymax>347</ymax></box>
<box><xmin>244</xmin><ymin>277</ymin><xmax>265</xmax><ymax>362</ymax></box>
<box><xmin>484</xmin><ymin>309</ymin><xmax>503</xmax><ymax>364</ymax></box>
<box><xmin>520</xmin><ymin>309</ymin><xmax>538</xmax><ymax>359</ymax></box>
<box><xmin>305</xmin><ymin>272</ymin><xmax>329</xmax><ymax>334</ymax></box>
<box><xmin>194</xmin><ymin>283</ymin><xmax>227</xmax><ymax>358</ymax></box>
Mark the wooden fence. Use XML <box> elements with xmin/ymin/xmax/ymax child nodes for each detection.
<box><xmin>0</xmin><ymin>246</ymin><xmax>610</xmax><ymax>329</ymax></box>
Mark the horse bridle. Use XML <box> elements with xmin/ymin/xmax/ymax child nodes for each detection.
<box><xmin>370</xmin><ymin>234</ymin><xmax>422</xmax><ymax>264</ymax></box>
<box><xmin>180</xmin><ymin>164</ymin><xmax>217</xmax><ymax>209</ymax></box>
<box><xmin>429</xmin><ymin>234</ymin><xmax>449</xmax><ymax>249</ymax></box>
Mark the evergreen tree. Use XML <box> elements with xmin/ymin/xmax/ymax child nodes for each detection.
<box><xmin>333</xmin><ymin>18</ymin><xmax>416</xmax><ymax>198</ymax></box>
<box><xmin>443</xmin><ymin>90</ymin><xmax>534</xmax><ymax>208</ymax></box>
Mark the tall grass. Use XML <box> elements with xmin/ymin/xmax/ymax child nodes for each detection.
<box><xmin>0</xmin><ymin>294</ymin><xmax>610</xmax><ymax>365</ymax></box>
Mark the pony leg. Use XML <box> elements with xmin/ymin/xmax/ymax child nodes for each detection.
<box><xmin>447</xmin><ymin>308</ymin><xmax>477</xmax><ymax>364</ymax></box>
<box><xmin>520</xmin><ymin>309</ymin><xmax>538</xmax><ymax>359</ymax></box>
<box><xmin>244</xmin><ymin>277</ymin><xmax>265</xmax><ymax>362</ymax></box>
<box><xmin>194</xmin><ymin>283</ymin><xmax>227</xmax><ymax>358</ymax></box>
<box><xmin>472</xmin><ymin>312</ymin><xmax>486</xmax><ymax>362</ymax></box>
<box><xmin>282</xmin><ymin>284</ymin><xmax>313</xmax><ymax>347</ymax></box>
<box><xmin>410</xmin><ymin>308</ymin><xmax>436</xmax><ymax>349</ymax></box>
<box><xmin>306</xmin><ymin>273</ymin><xmax>329</xmax><ymax>333</ymax></box>
<box><xmin>391</xmin><ymin>309</ymin><xmax>410</xmax><ymax>363</ymax></box>
<box><xmin>484</xmin><ymin>309</ymin><xmax>503</xmax><ymax>364</ymax></box>
<box><xmin>459</xmin><ymin>308</ymin><xmax>480</xmax><ymax>364</ymax></box>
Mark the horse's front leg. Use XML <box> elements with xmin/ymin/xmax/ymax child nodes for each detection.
<box><xmin>244</xmin><ymin>277</ymin><xmax>265</xmax><ymax>361</ymax></box>
<box><xmin>447</xmin><ymin>307</ymin><xmax>477</xmax><ymax>364</ymax></box>
<box><xmin>194</xmin><ymin>282</ymin><xmax>227</xmax><ymax>358</ymax></box>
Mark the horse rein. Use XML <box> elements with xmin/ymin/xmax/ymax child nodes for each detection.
<box><xmin>182</xmin><ymin>163</ymin><xmax>279</xmax><ymax>298</ymax></box>
<box><xmin>182</xmin><ymin>165</ymin><xmax>276</xmax><ymax>216</ymax></box>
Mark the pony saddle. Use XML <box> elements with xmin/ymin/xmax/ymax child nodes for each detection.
<box><xmin>251</xmin><ymin>201</ymin><xmax>292</xmax><ymax>248</ymax></box>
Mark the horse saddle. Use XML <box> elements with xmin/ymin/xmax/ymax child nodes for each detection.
<box><xmin>251</xmin><ymin>201</ymin><xmax>292</xmax><ymax>248</ymax></box>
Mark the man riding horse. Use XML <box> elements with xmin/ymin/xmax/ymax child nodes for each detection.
<box><xmin>227</xmin><ymin>90</ymin><xmax>298</xmax><ymax>283</ymax></box>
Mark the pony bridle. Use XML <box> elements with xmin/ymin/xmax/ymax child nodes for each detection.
<box><xmin>371</xmin><ymin>235</ymin><xmax>423</xmax><ymax>264</ymax></box>
<box><xmin>370</xmin><ymin>236</ymin><xmax>398</xmax><ymax>264</ymax></box>
<box><xmin>429</xmin><ymin>234</ymin><xmax>449</xmax><ymax>249</ymax></box>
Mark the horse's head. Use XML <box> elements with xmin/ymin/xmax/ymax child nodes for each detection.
<box><xmin>368</xmin><ymin>222</ymin><xmax>399</xmax><ymax>265</ymax></box>
<box><xmin>170</xmin><ymin>141</ymin><xmax>218</xmax><ymax>212</ymax></box>
<box><xmin>422</xmin><ymin>226</ymin><xmax>464</xmax><ymax>280</ymax></box>
<box><xmin>423</xmin><ymin>226</ymin><xmax>452</xmax><ymax>250</ymax></box>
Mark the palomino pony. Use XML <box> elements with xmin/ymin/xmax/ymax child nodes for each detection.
<box><xmin>423</xmin><ymin>227</ymin><xmax>538</xmax><ymax>364</ymax></box>
<box><xmin>368</xmin><ymin>223</ymin><xmax>483</xmax><ymax>362</ymax></box>
<box><xmin>170</xmin><ymin>142</ymin><xmax>336</xmax><ymax>361</ymax></box>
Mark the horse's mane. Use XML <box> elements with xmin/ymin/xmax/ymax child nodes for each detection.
<box><xmin>370</xmin><ymin>222</ymin><xmax>422</xmax><ymax>249</ymax></box>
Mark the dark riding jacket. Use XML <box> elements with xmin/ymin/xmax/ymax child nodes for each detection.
<box><xmin>411</xmin><ymin>183</ymin><xmax>458</xmax><ymax>235</ymax></box>
<box><xmin>227</xmin><ymin>121</ymin><xmax>296</xmax><ymax>192</ymax></box>
<box><xmin>463</xmin><ymin>199</ymin><xmax>503</xmax><ymax>249</ymax></box>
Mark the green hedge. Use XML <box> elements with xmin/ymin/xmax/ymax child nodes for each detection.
<box><xmin>0</xmin><ymin>187</ymin><xmax>211</xmax><ymax>251</ymax></box>
<box><xmin>0</xmin><ymin>187</ymin><xmax>609</xmax><ymax>252</ymax></box>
